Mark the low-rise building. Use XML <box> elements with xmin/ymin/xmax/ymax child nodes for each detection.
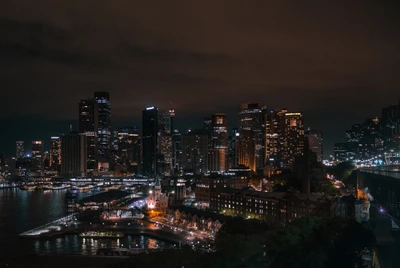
<box><xmin>210</xmin><ymin>188</ymin><xmax>338</xmax><ymax>227</ymax></box>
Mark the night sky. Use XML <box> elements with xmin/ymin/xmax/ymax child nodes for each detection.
<box><xmin>1</xmin><ymin>1</ymin><xmax>399</xmax><ymax>156</ymax></box>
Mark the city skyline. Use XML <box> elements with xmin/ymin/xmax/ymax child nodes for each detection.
<box><xmin>1</xmin><ymin>1</ymin><xmax>399</xmax><ymax>156</ymax></box>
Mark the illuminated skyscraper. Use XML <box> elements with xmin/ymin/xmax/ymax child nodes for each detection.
<box><xmin>158</xmin><ymin>132</ymin><xmax>173</xmax><ymax>176</ymax></box>
<box><xmin>16</xmin><ymin>141</ymin><xmax>24</xmax><ymax>160</ymax></box>
<box><xmin>117</xmin><ymin>126</ymin><xmax>140</xmax><ymax>174</ymax></box>
<box><xmin>181</xmin><ymin>130</ymin><xmax>208</xmax><ymax>175</ymax></box>
<box><xmin>284</xmin><ymin>112</ymin><xmax>305</xmax><ymax>167</ymax></box>
<box><xmin>236</xmin><ymin>129</ymin><xmax>256</xmax><ymax>171</ymax></box>
<box><xmin>172</xmin><ymin>129</ymin><xmax>182</xmax><ymax>173</ymax></box>
<box><xmin>209</xmin><ymin>114</ymin><xmax>228</xmax><ymax>173</ymax></box>
<box><xmin>32</xmin><ymin>140</ymin><xmax>44</xmax><ymax>173</ymax></box>
<box><xmin>238</xmin><ymin>103</ymin><xmax>266</xmax><ymax>169</ymax></box>
<box><xmin>61</xmin><ymin>132</ymin><xmax>87</xmax><ymax>178</ymax></box>
<box><xmin>79</xmin><ymin>98</ymin><xmax>98</xmax><ymax>172</ymax></box>
<box><xmin>49</xmin><ymin>136</ymin><xmax>61</xmax><ymax>171</ymax></box>
<box><xmin>95</xmin><ymin>92</ymin><xmax>111</xmax><ymax>159</ymax></box>
<box><xmin>142</xmin><ymin>106</ymin><xmax>158</xmax><ymax>176</ymax></box>
<box><xmin>265</xmin><ymin>108</ymin><xmax>287</xmax><ymax>166</ymax></box>
<box><xmin>159</xmin><ymin>109</ymin><xmax>175</xmax><ymax>134</ymax></box>
<box><xmin>305</xmin><ymin>128</ymin><xmax>323</xmax><ymax>162</ymax></box>
<box><xmin>228</xmin><ymin>128</ymin><xmax>239</xmax><ymax>168</ymax></box>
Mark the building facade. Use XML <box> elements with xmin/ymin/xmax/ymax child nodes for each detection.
<box><xmin>181</xmin><ymin>130</ymin><xmax>208</xmax><ymax>175</ymax></box>
<box><xmin>238</xmin><ymin>103</ymin><xmax>266</xmax><ymax>170</ymax></box>
<box><xmin>236</xmin><ymin>129</ymin><xmax>256</xmax><ymax>171</ymax></box>
<box><xmin>305</xmin><ymin>128</ymin><xmax>323</xmax><ymax>162</ymax></box>
<box><xmin>31</xmin><ymin>140</ymin><xmax>44</xmax><ymax>173</ymax></box>
<box><xmin>95</xmin><ymin>92</ymin><xmax>111</xmax><ymax>160</ymax></box>
<box><xmin>61</xmin><ymin>132</ymin><xmax>87</xmax><ymax>178</ymax></box>
<box><xmin>16</xmin><ymin>141</ymin><xmax>24</xmax><ymax>160</ymax></box>
<box><xmin>49</xmin><ymin>136</ymin><xmax>61</xmax><ymax>171</ymax></box>
<box><xmin>79</xmin><ymin>98</ymin><xmax>98</xmax><ymax>172</ymax></box>
<box><xmin>209</xmin><ymin>114</ymin><xmax>228</xmax><ymax>173</ymax></box>
<box><xmin>142</xmin><ymin>106</ymin><xmax>158</xmax><ymax>176</ymax></box>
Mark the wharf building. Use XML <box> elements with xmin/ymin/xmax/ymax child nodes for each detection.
<box><xmin>208</xmin><ymin>113</ymin><xmax>228</xmax><ymax>173</ymax></box>
<box><xmin>95</xmin><ymin>92</ymin><xmax>112</xmax><ymax>169</ymax></box>
<box><xmin>238</xmin><ymin>103</ymin><xmax>266</xmax><ymax>171</ymax></box>
<box><xmin>79</xmin><ymin>98</ymin><xmax>98</xmax><ymax>173</ymax></box>
<box><xmin>181</xmin><ymin>129</ymin><xmax>208</xmax><ymax>175</ymax></box>
<box><xmin>61</xmin><ymin>132</ymin><xmax>87</xmax><ymax>178</ymax></box>
<box><xmin>16</xmin><ymin>141</ymin><xmax>24</xmax><ymax>160</ymax></box>
<box><xmin>142</xmin><ymin>106</ymin><xmax>158</xmax><ymax>176</ymax></box>
<box><xmin>31</xmin><ymin>140</ymin><xmax>44</xmax><ymax>174</ymax></box>
<box><xmin>210</xmin><ymin>188</ymin><xmax>338</xmax><ymax>227</ymax></box>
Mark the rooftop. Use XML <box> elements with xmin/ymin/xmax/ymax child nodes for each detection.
<box><xmin>80</xmin><ymin>190</ymin><xmax>131</xmax><ymax>204</ymax></box>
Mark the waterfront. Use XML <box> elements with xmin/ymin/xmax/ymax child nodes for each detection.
<box><xmin>0</xmin><ymin>188</ymin><xmax>174</xmax><ymax>259</ymax></box>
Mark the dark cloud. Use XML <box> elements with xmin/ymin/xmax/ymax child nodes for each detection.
<box><xmin>0</xmin><ymin>0</ymin><xmax>399</xmax><ymax>155</ymax></box>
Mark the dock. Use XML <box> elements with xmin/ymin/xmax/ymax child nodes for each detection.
<box><xmin>19</xmin><ymin>214</ymin><xmax>76</xmax><ymax>238</ymax></box>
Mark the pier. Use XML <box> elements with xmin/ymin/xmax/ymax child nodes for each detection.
<box><xmin>19</xmin><ymin>214</ymin><xmax>76</xmax><ymax>238</ymax></box>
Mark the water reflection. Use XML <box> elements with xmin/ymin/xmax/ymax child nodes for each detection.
<box><xmin>0</xmin><ymin>189</ymin><xmax>174</xmax><ymax>258</ymax></box>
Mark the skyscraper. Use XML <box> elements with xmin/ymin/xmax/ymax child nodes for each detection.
<box><xmin>172</xmin><ymin>129</ymin><xmax>182</xmax><ymax>174</ymax></box>
<box><xmin>305</xmin><ymin>128</ymin><xmax>323</xmax><ymax>162</ymax></box>
<box><xmin>142</xmin><ymin>106</ymin><xmax>158</xmax><ymax>176</ymax></box>
<box><xmin>238</xmin><ymin>103</ymin><xmax>266</xmax><ymax>169</ymax></box>
<box><xmin>158</xmin><ymin>132</ymin><xmax>173</xmax><ymax>176</ymax></box>
<box><xmin>284</xmin><ymin>112</ymin><xmax>305</xmax><ymax>168</ymax></box>
<box><xmin>31</xmin><ymin>140</ymin><xmax>44</xmax><ymax>173</ymax></box>
<box><xmin>95</xmin><ymin>92</ymin><xmax>111</xmax><ymax>159</ymax></box>
<box><xmin>208</xmin><ymin>113</ymin><xmax>228</xmax><ymax>173</ymax></box>
<box><xmin>159</xmin><ymin>109</ymin><xmax>175</xmax><ymax>134</ymax></box>
<box><xmin>237</xmin><ymin>129</ymin><xmax>256</xmax><ymax>171</ymax></box>
<box><xmin>16</xmin><ymin>141</ymin><xmax>24</xmax><ymax>160</ymax></box>
<box><xmin>61</xmin><ymin>132</ymin><xmax>87</xmax><ymax>178</ymax></box>
<box><xmin>181</xmin><ymin>129</ymin><xmax>208</xmax><ymax>175</ymax></box>
<box><xmin>79</xmin><ymin>98</ymin><xmax>98</xmax><ymax>172</ymax></box>
<box><xmin>228</xmin><ymin>128</ymin><xmax>239</xmax><ymax>169</ymax></box>
<box><xmin>265</xmin><ymin>108</ymin><xmax>287</xmax><ymax>166</ymax></box>
<box><xmin>117</xmin><ymin>126</ymin><xmax>141</xmax><ymax>174</ymax></box>
<box><xmin>49</xmin><ymin>136</ymin><xmax>61</xmax><ymax>171</ymax></box>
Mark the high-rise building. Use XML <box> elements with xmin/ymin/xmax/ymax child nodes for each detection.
<box><xmin>142</xmin><ymin>106</ymin><xmax>158</xmax><ymax>176</ymax></box>
<box><xmin>31</xmin><ymin>140</ymin><xmax>44</xmax><ymax>173</ymax></box>
<box><xmin>95</xmin><ymin>92</ymin><xmax>111</xmax><ymax>159</ymax></box>
<box><xmin>181</xmin><ymin>130</ymin><xmax>208</xmax><ymax>175</ymax></box>
<box><xmin>228</xmin><ymin>128</ymin><xmax>239</xmax><ymax>169</ymax></box>
<box><xmin>209</xmin><ymin>114</ymin><xmax>228</xmax><ymax>173</ymax></box>
<box><xmin>238</xmin><ymin>103</ymin><xmax>266</xmax><ymax>169</ymax></box>
<box><xmin>284</xmin><ymin>112</ymin><xmax>305</xmax><ymax>167</ymax></box>
<box><xmin>172</xmin><ymin>129</ymin><xmax>182</xmax><ymax>173</ymax></box>
<box><xmin>158</xmin><ymin>132</ymin><xmax>173</xmax><ymax>176</ymax></box>
<box><xmin>117</xmin><ymin>126</ymin><xmax>140</xmax><ymax>174</ymax></box>
<box><xmin>305</xmin><ymin>128</ymin><xmax>323</xmax><ymax>162</ymax></box>
<box><xmin>16</xmin><ymin>141</ymin><xmax>24</xmax><ymax>160</ymax></box>
<box><xmin>79</xmin><ymin>98</ymin><xmax>98</xmax><ymax>172</ymax></box>
<box><xmin>265</xmin><ymin>108</ymin><xmax>287</xmax><ymax>166</ymax></box>
<box><xmin>159</xmin><ymin>109</ymin><xmax>175</xmax><ymax>134</ymax></box>
<box><xmin>61</xmin><ymin>132</ymin><xmax>87</xmax><ymax>178</ymax></box>
<box><xmin>49</xmin><ymin>136</ymin><xmax>61</xmax><ymax>171</ymax></box>
<box><xmin>236</xmin><ymin>129</ymin><xmax>256</xmax><ymax>171</ymax></box>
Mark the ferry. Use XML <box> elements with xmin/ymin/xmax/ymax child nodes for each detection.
<box><xmin>19</xmin><ymin>185</ymin><xmax>37</xmax><ymax>191</ymax></box>
<box><xmin>79</xmin><ymin>231</ymin><xmax>124</xmax><ymax>238</ymax></box>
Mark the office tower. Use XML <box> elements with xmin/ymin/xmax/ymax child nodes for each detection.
<box><xmin>142</xmin><ymin>106</ymin><xmax>158</xmax><ymax>176</ymax></box>
<box><xmin>117</xmin><ymin>126</ymin><xmax>140</xmax><ymax>174</ymax></box>
<box><xmin>94</xmin><ymin>92</ymin><xmax>111</xmax><ymax>159</ymax></box>
<box><xmin>265</xmin><ymin>108</ymin><xmax>287</xmax><ymax>166</ymax></box>
<box><xmin>204</xmin><ymin>117</ymin><xmax>212</xmax><ymax>148</ymax></box>
<box><xmin>159</xmin><ymin>109</ymin><xmax>175</xmax><ymax>134</ymax></box>
<box><xmin>238</xmin><ymin>103</ymin><xmax>266</xmax><ymax>169</ymax></box>
<box><xmin>181</xmin><ymin>130</ymin><xmax>208</xmax><ymax>175</ymax></box>
<box><xmin>305</xmin><ymin>128</ymin><xmax>323</xmax><ymax>162</ymax></box>
<box><xmin>158</xmin><ymin>132</ymin><xmax>173</xmax><ymax>176</ymax></box>
<box><xmin>208</xmin><ymin>114</ymin><xmax>228</xmax><ymax>173</ymax></box>
<box><xmin>79</xmin><ymin>99</ymin><xmax>98</xmax><ymax>172</ymax></box>
<box><xmin>236</xmin><ymin>129</ymin><xmax>256</xmax><ymax>171</ymax></box>
<box><xmin>16</xmin><ymin>141</ymin><xmax>24</xmax><ymax>160</ymax></box>
<box><xmin>49</xmin><ymin>136</ymin><xmax>61</xmax><ymax>171</ymax></box>
<box><xmin>228</xmin><ymin>128</ymin><xmax>239</xmax><ymax>168</ymax></box>
<box><xmin>31</xmin><ymin>140</ymin><xmax>44</xmax><ymax>173</ymax></box>
<box><xmin>284</xmin><ymin>112</ymin><xmax>305</xmax><ymax>168</ymax></box>
<box><xmin>61</xmin><ymin>132</ymin><xmax>87</xmax><ymax>178</ymax></box>
<box><xmin>172</xmin><ymin>129</ymin><xmax>182</xmax><ymax>173</ymax></box>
